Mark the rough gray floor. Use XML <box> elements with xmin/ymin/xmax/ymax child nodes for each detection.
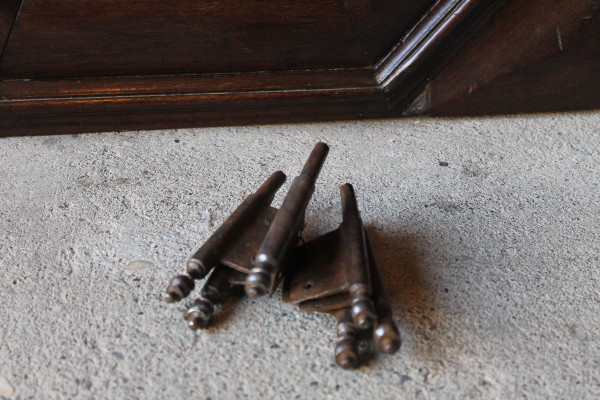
<box><xmin>0</xmin><ymin>113</ymin><xmax>599</xmax><ymax>399</ymax></box>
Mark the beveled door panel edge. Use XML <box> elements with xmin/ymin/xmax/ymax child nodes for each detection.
<box><xmin>375</xmin><ymin>0</ymin><xmax>481</xmax><ymax>86</ymax></box>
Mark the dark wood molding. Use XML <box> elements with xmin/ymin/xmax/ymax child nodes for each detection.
<box><xmin>0</xmin><ymin>0</ymin><xmax>494</xmax><ymax>136</ymax></box>
<box><xmin>375</xmin><ymin>0</ymin><xmax>482</xmax><ymax>87</ymax></box>
<box><xmin>0</xmin><ymin>0</ymin><xmax>22</xmax><ymax>57</ymax></box>
<box><xmin>374</xmin><ymin>0</ymin><xmax>508</xmax><ymax>111</ymax></box>
<box><xmin>0</xmin><ymin>0</ymin><xmax>597</xmax><ymax>136</ymax></box>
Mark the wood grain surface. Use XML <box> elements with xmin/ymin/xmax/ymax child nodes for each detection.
<box><xmin>0</xmin><ymin>0</ymin><xmax>22</xmax><ymax>57</ymax></box>
<box><xmin>424</xmin><ymin>0</ymin><xmax>600</xmax><ymax>116</ymax></box>
<box><xmin>0</xmin><ymin>0</ymin><xmax>434</xmax><ymax>79</ymax></box>
<box><xmin>0</xmin><ymin>0</ymin><xmax>597</xmax><ymax>136</ymax></box>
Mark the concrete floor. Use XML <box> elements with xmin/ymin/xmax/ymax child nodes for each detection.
<box><xmin>0</xmin><ymin>112</ymin><xmax>599</xmax><ymax>399</ymax></box>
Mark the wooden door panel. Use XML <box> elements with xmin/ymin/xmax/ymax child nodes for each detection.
<box><xmin>0</xmin><ymin>0</ymin><xmax>22</xmax><ymax>55</ymax></box>
<box><xmin>0</xmin><ymin>0</ymin><xmax>434</xmax><ymax>79</ymax></box>
<box><xmin>425</xmin><ymin>0</ymin><xmax>600</xmax><ymax>115</ymax></box>
<box><xmin>2</xmin><ymin>0</ymin><xmax>595</xmax><ymax>136</ymax></box>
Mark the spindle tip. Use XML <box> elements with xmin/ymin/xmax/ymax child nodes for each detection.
<box><xmin>186</xmin><ymin>299</ymin><xmax>215</xmax><ymax>330</ymax></box>
<box><xmin>351</xmin><ymin>297</ymin><xmax>377</xmax><ymax>331</ymax></box>
<box><xmin>334</xmin><ymin>338</ymin><xmax>359</xmax><ymax>370</ymax></box>
<box><xmin>245</xmin><ymin>264</ymin><xmax>273</xmax><ymax>298</ymax></box>
<box><xmin>165</xmin><ymin>274</ymin><xmax>195</xmax><ymax>303</ymax></box>
<box><xmin>186</xmin><ymin>259</ymin><xmax>208</xmax><ymax>280</ymax></box>
<box><xmin>374</xmin><ymin>321</ymin><xmax>401</xmax><ymax>354</ymax></box>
